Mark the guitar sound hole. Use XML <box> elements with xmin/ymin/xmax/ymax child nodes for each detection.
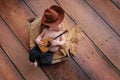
<box><xmin>47</xmin><ymin>41</ymin><xmax>51</xmax><ymax>47</ymax></box>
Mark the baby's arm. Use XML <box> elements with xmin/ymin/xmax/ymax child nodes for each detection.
<box><xmin>35</xmin><ymin>29</ymin><xmax>46</xmax><ymax>45</ymax></box>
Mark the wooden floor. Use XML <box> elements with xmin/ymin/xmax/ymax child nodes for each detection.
<box><xmin>0</xmin><ymin>0</ymin><xmax>120</xmax><ymax>80</ymax></box>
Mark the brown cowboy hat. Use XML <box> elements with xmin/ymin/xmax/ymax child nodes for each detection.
<box><xmin>41</xmin><ymin>5</ymin><xmax>64</xmax><ymax>27</ymax></box>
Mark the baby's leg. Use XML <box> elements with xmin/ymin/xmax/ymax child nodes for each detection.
<box><xmin>39</xmin><ymin>51</ymin><xmax>53</xmax><ymax>66</ymax></box>
<box><xmin>29</xmin><ymin>46</ymin><xmax>41</xmax><ymax>63</ymax></box>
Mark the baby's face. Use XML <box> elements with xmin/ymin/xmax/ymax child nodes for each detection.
<box><xmin>50</xmin><ymin>22</ymin><xmax>64</xmax><ymax>31</ymax></box>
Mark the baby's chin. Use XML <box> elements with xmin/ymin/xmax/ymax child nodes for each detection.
<box><xmin>53</xmin><ymin>28</ymin><xmax>61</xmax><ymax>31</ymax></box>
<box><xmin>50</xmin><ymin>27</ymin><xmax>61</xmax><ymax>31</ymax></box>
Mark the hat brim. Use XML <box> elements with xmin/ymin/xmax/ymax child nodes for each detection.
<box><xmin>41</xmin><ymin>5</ymin><xmax>64</xmax><ymax>27</ymax></box>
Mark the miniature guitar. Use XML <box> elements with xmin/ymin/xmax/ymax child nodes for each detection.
<box><xmin>39</xmin><ymin>30</ymin><xmax>68</xmax><ymax>53</ymax></box>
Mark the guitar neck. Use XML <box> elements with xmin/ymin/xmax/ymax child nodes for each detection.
<box><xmin>53</xmin><ymin>30</ymin><xmax>68</xmax><ymax>40</ymax></box>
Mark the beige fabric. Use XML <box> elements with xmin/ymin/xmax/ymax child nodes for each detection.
<box><xmin>29</xmin><ymin>17</ymin><xmax>84</xmax><ymax>60</ymax></box>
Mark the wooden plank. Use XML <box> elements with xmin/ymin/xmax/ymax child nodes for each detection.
<box><xmin>0</xmin><ymin>47</ymin><xmax>23</xmax><ymax>80</ymax></box>
<box><xmin>56</xmin><ymin>0</ymin><xmax>120</xmax><ymax>70</ymax></box>
<box><xmin>24</xmin><ymin>0</ymin><xmax>56</xmax><ymax>16</ymax></box>
<box><xmin>74</xmin><ymin>36</ymin><xmax>120</xmax><ymax>80</ymax></box>
<box><xmin>42</xmin><ymin>58</ymin><xmax>89</xmax><ymax>80</ymax></box>
<box><xmin>0</xmin><ymin>18</ymin><xmax>49</xmax><ymax>80</ymax></box>
<box><xmin>0</xmin><ymin>0</ymin><xmax>35</xmax><ymax>50</ymax></box>
<box><xmin>85</xmin><ymin>0</ymin><xmax>120</xmax><ymax>36</ymax></box>
<box><xmin>0</xmin><ymin>1</ymin><xmax>49</xmax><ymax>79</ymax></box>
<box><xmin>112</xmin><ymin>0</ymin><xmax>120</xmax><ymax>9</ymax></box>
<box><xmin>63</xmin><ymin>11</ymin><xmax>120</xmax><ymax>80</ymax></box>
<box><xmin>24</xmin><ymin>0</ymin><xmax>90</xmax><ymax>80</ymax></box>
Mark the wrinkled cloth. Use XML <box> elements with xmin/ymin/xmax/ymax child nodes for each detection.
<box><xmin>29</xmin><ymin>17</ymin><xmax>84</xmax><ymax>59</ymax></box>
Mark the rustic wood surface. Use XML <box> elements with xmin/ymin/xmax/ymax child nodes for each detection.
<box><xmin>0</xmin><ymin>0</ymin><xmax>35</xmax><ymax>50</ymax></box>
<box><xmin>55</xmin><ymin>0</ymin><xmax>120</xmax><ymax>70</ymax></box>
<box><xmin>0</xmin><ymin>0</ymin><xmax>120</xmax><ymax>80</ymax></box>
<box><xmin>85</xmin><ymin>0</ymin><xmax>120</xmax><ymax>36</ymax></box>
<box><xmin>112</xmin><ymin>0</ymin><xmax>120</xmax><ymax>9</ymax></box>
<box><xmin>0</xmin><ymin>17</ymin><xmax>49</xmax><ymax>80</ymax></box>
<box><xmin>0</xmin><ymin>47</ymin><xmax>23</xmax><ymax>80</ymax></box>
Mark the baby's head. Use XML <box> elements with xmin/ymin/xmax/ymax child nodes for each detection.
<box><xmin>41</xmin><ymin>5</ymin><xmax>64</xmax><ymax>30</ymax></box>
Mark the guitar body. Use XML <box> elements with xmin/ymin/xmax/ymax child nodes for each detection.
<box><xmin>39</xmin><ymin>37</ymin><xmax>52</xmax><ymax>53</ymax></box>
<box><xmin>39</xmin><ymin>30</ymin><xmax>68</xmax><ymax>53</ymax></box>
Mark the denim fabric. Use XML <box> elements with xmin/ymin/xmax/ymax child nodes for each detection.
<box><xmin>29</xmin><ymin>45</ymin><xmax>53</xmax><ymax>66</ymax></box>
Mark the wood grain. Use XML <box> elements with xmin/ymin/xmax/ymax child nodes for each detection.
<box><xmin>86</xmin><ymin>0</ymin><xmax>120</xmax><ymax>36</ymax></box>
<box><xmin>112</xmin><ymin>0</ymin><xmax>120</xmax><ymax>9</ymax></box>
<box><xmin>0</xmin><ymin>0</ymin><xmax>35</xmax><ymax>50</ymax></box>
<box><xmin>0</xmin><ymin>17</ymin><xmax>49</xmax><ymax>80</ymax></box>
<box><xmin>42</xmin><ymin>58</ymin><xmax>89</xmax><ymax>80</ymax></box>
<box><xmin>56</xmin><ymin>0</ymin><xmax>120</xmax><ymax>70</ymax></box>
<box><xmin>74</xmin><ymin>36</ymin><xmax>120</xmax><ymax>80</ymax></box>
<box><xmin>0</xmin><ymin>47</ymin><xmax>23</xmax><ymax>80</ymax></box>
<box><xmin>65</xmin><ymin>12</ymin><xmax>120</xmax><ymax>80</ymax></box>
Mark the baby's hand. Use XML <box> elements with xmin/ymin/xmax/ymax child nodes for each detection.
<box><xmin>36</xmin><ymin>40</ymin><xmax>44</xmax><ymax>46</ymax></box>
<box><xmin>51</xmin><ymin>42</ymin><xmax>56</xmax><ymax>46</ymax></box>
<box><xmin>50</xmin><ymin>40</ymin><xmax>58</xmax><ymax>46</ymax></box>
<box><xmin>39</xmin><ymin>40</ymin><xmax>45</xmax><ymax>46</ymax></box>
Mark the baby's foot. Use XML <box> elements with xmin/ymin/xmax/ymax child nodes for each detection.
<box><xmin>33</xmin><ymin>61</ymin><xmax>38</xmax><ymax>67</ymax></box>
